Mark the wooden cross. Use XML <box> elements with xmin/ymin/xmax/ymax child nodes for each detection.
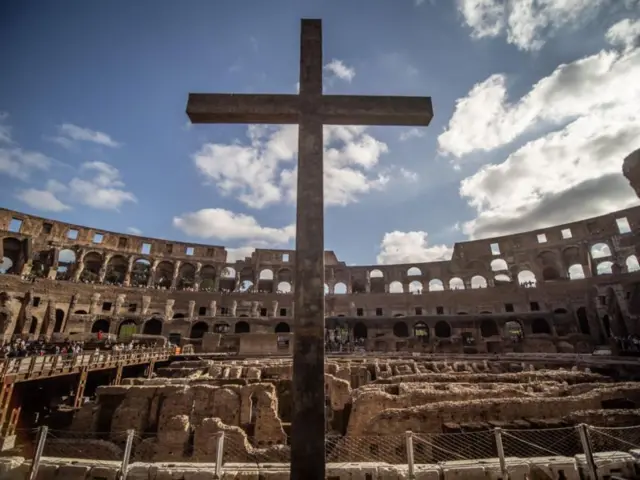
<box><xmin>186</xmin><ymin>18</ymin><xmax>433</xmax><ymax>480</ymax></box>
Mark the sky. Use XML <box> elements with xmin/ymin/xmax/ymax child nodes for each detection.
<box><xmin>1</xmin><ymin>0</ymin><xmax>640</xmax><ymax>266</ymax></box>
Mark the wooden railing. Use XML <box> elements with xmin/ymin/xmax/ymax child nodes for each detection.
<box><xmin>0</xmin><ymin>347</ymin><xmax>175</xmax><ymax>382</ymax></box>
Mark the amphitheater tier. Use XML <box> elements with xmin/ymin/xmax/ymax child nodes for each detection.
<box><xmin>1</xmin><ymin>206</ymin><xmax>640</xmax><ymax>353</ymax></box>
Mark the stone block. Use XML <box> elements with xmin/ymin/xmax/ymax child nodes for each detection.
<box><xmin>88</xmin><ymin>465</ymin><xmax>118</xmax><ymax>480</ymax></box>
<box><xmin>56</xmin><ymin>464</ymin><xmax>91</xmax><ymax>480</ymax></box>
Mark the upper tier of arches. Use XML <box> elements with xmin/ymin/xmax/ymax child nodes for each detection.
<box><xmin>1</xmin><ymin>206</ymin><xmax>639</xmax><ymax>295</ymax></box>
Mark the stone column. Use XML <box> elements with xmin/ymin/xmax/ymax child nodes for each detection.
<box><xmin>209</xmin><ymin>300</ymin><xmax>217</xmax><ymax>317</ymax></box>
<box><xmin>147</xmin><ymin>259</ymin><xmax>159</xmax><ymax>287</ymax></box>
<box><xmin>171</xmin><ymin>261</ymin><xmax>181</xmax><ymax>290</ymax></box>
<box><xmin>73</xmin><ymin>250</ymin><xmax>86</xmax><ymax>282</ymax></box>
<box><xmin>98</xmin><ymin>254</ymin><xmax>112</xmax><ymax>283</ymax></box>
<box><xmin>188</xmin><ymin>301</ymin><xmax>196</xmax><ymax>320</ymax></box>
<box><xmin>89</xmin><ymin>293</ymin><xmax>101</xmax><ymax>314</ymax></box>
<box><xmin>123</xmin><ymin>256</ymin><xmax>134</xmax><ymax>287</ymax></box>
<box><xmin>194</xmin><ymin>262</ymin><xmax>202</xmax><ymax>291</ymax></box>
<box><xmin>271</xmin><ymin>300</ymin><xmax>278</xmax><ymax>318</ymax></box>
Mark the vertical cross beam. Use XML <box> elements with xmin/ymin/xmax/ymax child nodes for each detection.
<box><xmin>290</xmin><ymin>19</ymin><xmax>326</xmax><ymax>480</ymax></box>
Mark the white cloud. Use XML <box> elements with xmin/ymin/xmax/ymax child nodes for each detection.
<box><xmin>439</xmin><ymin>42</ymin><xmax>640</xmax><ymax>159</ymax></box>
<box><xmin>606</xmin><ymin>18</ymin><xmax>640</xmax><ymax>50</ymax></box>
<box><xmin>377</xmin><ymin>231</ymin><xmax>453</xmax><ymax>264</ymax></box>
<box><xmin>127</xmin><ymin>227</ymin><xmax>142</xmax><ymax>235</ymax></box>
<box><xmin>0</xmin><ymin>112</ymin><xmax>12</xmax><ymax>144</ymax></box>
<box><xmin>193</xmin><ymin>124</ymin><xmax>394</xmax><ymax>209</ymax></box>
<box><xmin>456</xmin><ymin>0</ymin><xmax>627</xmax><ymax>51</ymax></box>
<box><xmin>173</xmin><ymin>208</ymin><xmax>295</xmax><ymax>245</ymax></box>
<box><xmin>453</xmin><ymin>28</ymin><xmax>640</xmax><ymax>239</ymax></box>
<box><xmin>226</xmin><ymin>246</ymin><xmax>256</xmax><ymax>263</ymax></box>
<box><xmin>51</xmin><ymin>123</ymin><xmax>120</xmax><ymax>148</ymax></box>
<box><xmin>15</xmin><ymin>188</ymin><xmax>71</xmax><ymax>212</ymax></box>
<box><xmin>0</xmin><ymin>148</ymin><xmax>51</xmax><ymax>181</ymax></box>
<box><xmin>399</xmin><ymin>127</ymin><xmax>426</xmax><ymax>142</ymax></box>
<box><xmin>324</xmin><ymin>59</ymin><xmax>356</xmax><ymax>82</ymax></box>
<box><xmin>68</xmin><ymin>161</ymin><xmax>136</xmax><ymax>210</ymax></box>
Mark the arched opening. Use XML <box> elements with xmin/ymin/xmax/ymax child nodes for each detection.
<box><xmin>568</xmin><ymin>264</ymin><xmax>585</xmax><ymax>279</ymax></box>
<box><xmin>491</xmin><ymin>259</ymin><xmax>508</xmax><ymax>272</ymax></box>
<box><xmin>177</xmin><ymin>263</ymin><xmax>196</xmax><ymax>290</ymax></box>
<box><xmin>0</xmin><ymin>256</ymin><xmax>14</xmax><ymax>274</ymax></box>
<box><xmin>471</xmin><ymin>275</ymin><xmax>487</xmax><ymax>289</ymax></box>
<box><xmin>389</xmin><ymin>281</ymin><xmax>403</xmax><ymax>293</ymax></box>
<box><xmin>213</xmin><ymin>322</ymin><xmax>229</xmax><ymax>333</ymax></box>
<box><xmin>369</xmin><ymin>269</ymin><xmax>385</xmax><ymax>293</ymax></box>
<box><xmin>602</xmin><ymin>314</ymin><xmax>612</xmax><ymax>338</ymax></box>
<box><xmin>434</xmin><ymin>321</ymin><xmax>451</xmax><ymax>338</ymax></box>
<box><xmin>1</xmin><ymin>238</ymin><xmax>22</xmax><ymax>274</ymax></box>
<box><xmin>56</xmin><ymin>248</ymin><xmax>77</xmax><ymax>280</ymax></box>
<box><xmin>53</xmin><ymin>309</ymin><xmax>65</xmax><ymax>333</ymax></box>
<box><xmin>449</xmin><ymin>277</ymin><xmax>464</xmax><ymax>290</ymax></box>
<box><xmin>334</xmin><ymin>282</ymin><xmax>347</xmax><ymax>294</ymax></box>
<box><xmin>275</xmin><ymin>322</ymin><xmax>290</xmax><ymax>333</ymax></box>
<box><xmin>219</xmin><ymin>266</ymin><xmax>237</xmax><ymax>291</ymax></box>
<box><xmin>517</xmin><ymin>270</ymin><xmax>537</xmax><ymax>287</ymax></box>
<box><xmin>413</xmin><ymin>322</ymin><xmax>429</xmax><ymax>342</ymax></box>
<box><xmin>577</xmin><ymin>307</ymin><xmax>590</xmax><ymax>335</ymax></box>
<box><xmin>393</xmin><ymin>321</ymin><xmax>409</xmax><ymax>338</ymax></box>
<box><xmin>81</xmin><ymin>251</ymin><xmax>102</xmax><ymax>282</ymax></box>
<box><xmin>277</xmin><ymin>281</ymin><xmax>292</xmax><ymax>293</ymax></box>
<box><xmin>531</xmin><ymin>318</ymin><xmax>551</xmax><ymax>335</ymax></box>
<box><xmin>105</xmin><ymin>255</ymin><xmax>127</xmax><ymax>285</ymax></box>
<box><xmin>590</xmin><ymin>243</ymin><xmax>612</xmax><ymax>259</ymax></box>
<box><xmin>143</xmin><ymin>318</ymin><xmax>163</xmax><ymax>335</ymax></box>
<box><xmin>505</xmin><ymin>320</ymin><xmax>524</xmax><ymax>340</ymax></box>
<box><xmin>199</xmin><ymin>265</ymin><xmax>217</xmax><ymax>292</ymax></box>
<box><xmin>118</xmin><ymin>320</ymin><xmax>137</xmax><ymax>339</ymax></box>
<box><xmin>542</xmin><ymin>266</ymin><xmax>560</xmax><ymax>281</ymax></box>
<box><xmin>91</xmin><ymin>319</ymin><xmax>110</xmax><ymax>333</ymax></box>
<box><xmin>494</xmin><ymin>274</ymin><xmax>511</xmax><ymax>284</ymax></box>
<box><xmin>235</xmin><ymin>321</ymin><xmax>250</xmax><ymax>334</ymax></box>
<box><xmin>597</xmin><ymin>261</ymin><xmax>614</xmax><ymax>275</ymax></box>
<box><xmin>131</xmin><ymin>259</ymin><xmax>151</xmax><ymax>287</ymax></box>
<box><xmin>407</xmin><ymin>267</ymin><xmax>421</xmax><ymax>276</ymax></box>
<box><xmin>154</xmin><ymin>261</ymin><xmax>174</xmax><ymax>288</ymax></box>
<box><xmin>351</xmin><ymin>278</ymin><xmax>366</xmax><ymax>294</ymax></box>
<box><xmin>428</xmin><ymin>279</ymin><xmax>444</xmax><ymax>292</ymax></box>
<box><xmin>353</xmin><ymin>322</ymin><xmax>367</xmax><ymax>340</ymax></box>
<box><xmin>190</xmin><ymin>321</ymin><xmax>209</xmax><ymax>339</ymax></box>
<box><xmin>480</xmin><ymin>319</ymin><xmax>499</xmax><ymax>338</ymax></box>
<box><xmin>409</xmin><ymin>280</ymin><xmax>422</xmax><ymax>293</ymax></box>
<box><xmin>626</xmin><ymin>255</ymin><xmax>640</xmax><ymax>272</ymax></box>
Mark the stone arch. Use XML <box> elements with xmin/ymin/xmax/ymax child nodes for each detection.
<box><xmin>393</xmin><ymin>321</ymin><xmax>409</xmax><ymax>338</ymax></box>
<box><xmin>428</xmin><ymin>279</ymin><xmax>444</xmax><ymax>292</ymax></box>
<box><xmin>413</xmin><ymin>322</ymin><xmax>429</xmax><ymax>341</ymax></box>
<box><xmin>235</xmin><ymin>321</ymin><xmax>250</xmax><ymax>334</ymax></box>
<box><xmin>480</xmin><ymin>319</ymin><xmax>499</xmax><ymax>337</ymax></box>
<box><xmin>190</xmin><ymin>321</ymin><xmax>209</xmax><ymax>339</ymax></box>
<box><xmin>434</xmin><ymin>321</ymin><xmax>451</xmax><ymax>338</ymax></box>
<box><xmin>505</xmin><ymin>319</ymin><xmax>524</xmax><ymax>338</ymax></box>
<box><xmin>117</xmin><ymin>319</ymin><xmax>137</xmax><ymax>338</ymax></box>
<box><xmin>494</xmin><ymin>274</ymin><xmax>511</xmax><ymax>284</ymax></box>
<box><xmin>353</xmin><ymin>322</ymin><xmax>367</xmax><ymax>340</ymax></box>
<box><xmin>491</xmin><ymin>259</ymin><xmax>508</xmax><ymax>272</ymax></box>
<box><xmin>531</xmin><ymin>318</ymin><xmax>551</xmax><ymax>335</ymax></box>
<box><xmin>407</xmin><ymin>267</ymin><xmax>421</xmax><ymax>276</ymax></box>
<box><xmin>369</xmin><ymin>269</ymin><xmax>385</xmax><ymax>293</ymax></box>
<box><xmin>597</xmin><ymin>261</ymin><xmax>614</xmax><ymax>275</ymax></box>
<box><xmin>576</xmin><ymin>307</ymin><xmax>590</xmax><ymax>335</ymax></box>
<box><xmin>389</xmin><ymin>281</ymin><xmax>403</xmax><ymax>293</ymax></box>
<box><xmin>590</xmin><ymin>243</ymin><xmax>612</xmax><ymax>259</ymax></box>
<box><xmin>275</xmin><ymin>322</ymin><xmax>290</xmax><ymax>333</ymax></box>
<box><xmin>449</xmin><ymin>277</ymin><xmax>464</xmax><ymax>290</ymax></box>
<box><xmin>91</xmin><ymin>319</ymin><xmax>110</xmax><ymax>334</ymax></box>
<box><xmin>518</xmin><ymin>270</ymin><xmax>537</xmax><ymax>287</ymax></box>
<box><xmin>351</xmin><ymin>278</ymin><xmax>366</xmax><ymax>294</ymax></box>
<box><xmin>105</xmin><ymin>255</ymin><xmax>128</xmax><ymax>284</ymax></box>
<box><xmin>276</xmin><ymin>268</ymin><xmax>293</xmax><ymax>284</ymax></box>
<box><xmin>568</xmin><ymin>264</ymin><xmax>585</xmax><ymax>279</ymax></box>
<box><xmin>1</xmin><ymin>238</ymin><xmax>22</xmax><ymax>274</ymax></box>
<box><xmin>80</xmin><ymin>251</ymin><xmax>102</xmax><ymax>282</ymax></box>
<box><xmin>259</xmin><ymin>269</ymin><xmax>273</xmax><ymax>280</ymax></box>
<box><xmin>53</xmin><ymin>309</ymin><xmax>65</xmax><ymax>333</ymax></box>
<box><xmin>154</xmin><ymin>261</ymin><xmax>174</xmax><ymax>288</ymax></box>
<box><xmin>213</xmin><ymin>322</ymin><xmax>229</xmax><ymax>333</ymax></box>
<box><xmin>626</xmin><ymin>255</ymin><xmax>640</xmax><ymax>272</ymax></box>
<box><xmin>219</xmin><ymin>266</ymin><xmax>236</xmax><ymax>291</ymax></box>
<box><xmin>561</xmin><ymin>246</ymin><xmax>582</xmax><ymax>267</ymax></box>
<box><xmin>143</xmin><ymin>318</ymin><xmax>163</xmax><ymax>335</ymax></box>
<box><xmin>471</xmin><ymin>275</ymin><xmax>487</xmax><ymax>289</ymax></box>
<box><xmin>408</xmin><ymin>280</ymin><xmax>422</xmax><ymax>294</ymax></box>
<box><xmin>199</xmin><ymin>265</ymin><xmax>216</xmax><ymax>291</ymax></box>
<box><xmin>178</xmin><ymin>263</ymin><xmax>196</xmax><ymax>290</ymax></box>
<box><xmin>131</xmin><ymin>259</ymin><xmax>151</xmax><ymax>287</ymax></box>
<box><xmin>277</xmin><ymin>281</ymin><xmax>292</xmax><ymax>293</ymax></box>
<box><xmin>334</xmin><ymin>282</ymin><xmax>347</xmax><ymax>294</ymax></box>
<box><xmin>238</xmin><ymin>280</ymin><xmax>253</xmax><ymax>292</ymax></box>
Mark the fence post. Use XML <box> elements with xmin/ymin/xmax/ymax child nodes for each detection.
<box><xmin>494</xmin><ymin>428</ymin><xmax>508</xmax><ymax>480</ymax></box>
<box><xmin>27</xmin><ymin>425</ymin><xmax>48</xmax><ymax>480</ymax></box>
<box><xmin>405</xmin><ymin>431</ymin><xmax>415</xmax><ymax>479</ymax></box>
<box><xmin>215</xmin><ymin>431</ymin><xmax>225</xmax><ymax>478</ymax></box>
<box><xmin>578</xmin><ymin>424</ymin><xmax>598</xmax><ymax>479</ymax></box>
<box><xmin>120</xmin><ymin>429</ymin><xmax>135</xmax><ymax>479</ymax></box>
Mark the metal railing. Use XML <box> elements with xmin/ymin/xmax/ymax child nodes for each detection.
<box><xmin>16</xmin><ymin>423</ymin><xmax>640</xmax><ymax>479</ymax></box>
<box><xmin>0</xmin><ymin>348</ymin><xmax>175</xmax><ymax>381</ymax></box>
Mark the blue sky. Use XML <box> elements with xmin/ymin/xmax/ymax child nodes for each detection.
<box><xmin>1</xmin><ymin>0</ymin><xmax>639</xmax><ymax>265</ymax></box>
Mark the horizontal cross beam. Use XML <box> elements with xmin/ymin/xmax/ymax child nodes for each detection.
<box><xmin>187</xmin><ymin>93</ymin><xmax>433</xmax><ymax>126</ymax></box>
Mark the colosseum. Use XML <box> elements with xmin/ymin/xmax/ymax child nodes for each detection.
<box><xmin>0</xmin><ymin>151</ymin><xmax>639</xmax><ymax>479</ymax></box>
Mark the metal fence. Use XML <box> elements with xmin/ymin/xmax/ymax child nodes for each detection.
<box><xmin>14</xmin><ymin>423</ymin><xmax>640</xmax><ymax>479</ymax></box>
